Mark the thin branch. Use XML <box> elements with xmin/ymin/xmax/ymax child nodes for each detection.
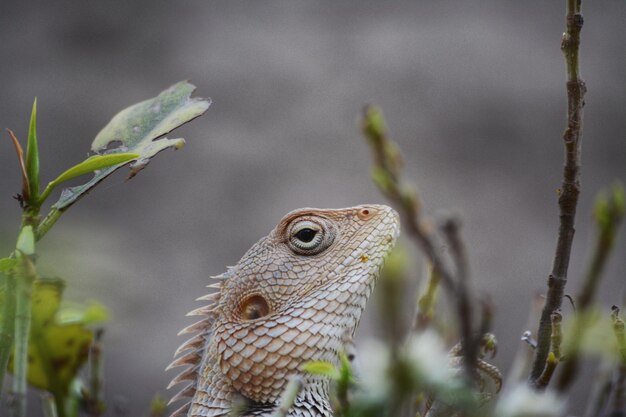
<box><xmin>85</xmin><ymin>329</ymin><xmax>105</xmax><ymax>417</ymax></box>
<box><xmin>611</xmin><ymin>306</ymin><xmax>626</xmax><ymax>365</ymax></box>
<box><xmin>529</xmin><ymin>0</ymin><xmax>586</xmax><ymax>383</ymax></box>
<box><xmin>361</xmin><ymin>105</ymin><xmax>456</xmax><ymax>294</ymax></box>
<box><xmin>556</xmin><ymin>184</ymin><xmax>624</xmax><ymax>391</ymax></box>
<box><xmin>478</xmin><ymin>295</ymin><xmax>494</xmax><ymax>338</ymax></box>
<box><xmin>535</xmin><ymin>311</ymin><xmax>563</xmax><ymax>390</ymax></box>
<box><xmin>361</xmin><ymin>105</ymin><xmax>479</xmax><ymax>387</ymax></box>
<box><xmin>440</xmin><ymin>217</ymin><xmax>479</xmax><ymax>385</ymax></box>
<box><xmin>413</xmin><ymin>264</ymin><xmax>441</xmax><ymax>332</ymax></box>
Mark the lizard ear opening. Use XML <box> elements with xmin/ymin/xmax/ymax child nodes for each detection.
<box><xmin>240</xmin><ymin>294</ymin><xmax>270</xmax><ymax>320</ymax></box>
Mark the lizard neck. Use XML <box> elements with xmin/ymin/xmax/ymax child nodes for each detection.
<box><xmin>243</xmin><ymin>377</ymin><xmax>333</xmax><ymax>417</ymax></box>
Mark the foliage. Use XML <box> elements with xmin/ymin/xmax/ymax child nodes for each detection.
<box><xmin>0</xmin><ymin>82</ymin><xmax>210</xmax><ymax>417</ymax></box>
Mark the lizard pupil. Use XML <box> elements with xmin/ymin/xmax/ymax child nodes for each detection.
<box><xmin>295</xmin><ymin>228</ymin><xmax>317</xmax><ymax>243</ymax></box>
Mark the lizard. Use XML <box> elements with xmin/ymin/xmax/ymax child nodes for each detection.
<box><xmin>167</xmin><ymin>204</ymin><xmax>400</xmax><ymax>417</ymax></box>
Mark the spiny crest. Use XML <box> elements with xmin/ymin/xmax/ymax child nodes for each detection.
<box><xmin>167</xmin><ymin>269</ymin><xmax>232</xmax><ymax>416</ymax></box>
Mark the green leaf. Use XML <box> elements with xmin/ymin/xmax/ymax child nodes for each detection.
<box><xmin>301</xmin><ymin>361</ymin><xmax>340</xmax><ymax>380</ymax></box>
<box><xmin>0</xmin><ymin>258</ymin><xmax>18</xmax><ymax>273</ymax></box>
<box><xmin>56</xmin><ymin>301</ymin><xmax>109</xmax><ymax>325</ymax></box>
<box><xmin>6</xmin><ymin>278</ymin><xmax>109</xmax><ymax>395</ymax></box>
<box><xmin>16</xmin><ymin>226</ymin><xmax>35</xmax><ymax>256</ymax></box>
<box><xmin>50</xmin><ymin>81</ymin><xmax>210</xmax><ymax>211</ymax></box>
<box><xmin>25</xmin><ymin>99</ymin><xmax>40</xmax><ymax>201</ymax></box>
<box><xmin>39</xmin><ymin>153</ymin><xmax>139</xmax><ymax>204</ymax></box>
<box><xmin>150</xmin><ymin>394</ymin><xmax>168</xmax><ymax>416</ymax></box>
<box><xmin>52</xmin><ymin>153</ymin><xmax>140</xmax><ymax>185</ymax></box>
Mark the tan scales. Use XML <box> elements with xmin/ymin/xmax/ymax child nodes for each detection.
<box><xmin>168</xmin><ymin>205</ymin><xmax>400</xmax><ymax>417</ymax></box>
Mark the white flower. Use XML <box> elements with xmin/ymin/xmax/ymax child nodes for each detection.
<box><xmin>403</xmin><ymin>330</ymin><xmax>454</xmax><ymax>385</ymax></box>
<box><xmin>356</xmin><ymin>340</ymin><xmax>392</xmax><ymax>400</ymax></box>
<box><xmin>495</xmin><ymin>384</ymin><xmax>565</xmax><ymax>417</ymax></box>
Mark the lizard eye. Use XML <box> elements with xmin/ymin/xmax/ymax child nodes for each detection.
<box><xmin>294</xmin><ymin>228</ymin><xmax>317</xmax><ymax>243</ymax></box>
<box><xmin>287</xmin><ymin>219</ymin><xmax>334</xmax><ymax>255</ymax></box>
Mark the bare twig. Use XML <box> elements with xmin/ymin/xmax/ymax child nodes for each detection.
<box><xmin>361</xmin><ymin>105</ymin><xmax>456</xmax><ymax>294</ymax></box>
<box><xmin>530</xmin><ymin>0</ymin><xmax>586</xmax><ymax>383</ymax></box>
<box><xmin>361</xmin><ymin>105</ymin><xmax>479</xmax><ymax>387</ymax></box>
<box><xmin>536</xmin><ymin>311</ymin><xmax>563</xmax><ymax>390</ymax></box>
<box><xmin>478</xmin><ymin>295</ymin><xmax>494</xmax><ymax>338</ymax></box>
<box><xmin>611</xmin><ymin>307</ymin><xmax>626</xmax><ymax>365</ymax></box>
<box><xmin>413</xmin><ymin>264</ymin><xmax>441</xmax><ymax>332</ymax></box>
<box><xmin>85</xmin><ymin>329</ymin><xmax>106</xmax><ymax>417</ymax></box>
<box><xmin>556</xmin><ymin>184</ymin><xmax>624</xmax><ymax>391</ymax></box>
<box><xmin>440</xmin><ymin>218</ymin><xmax>479</xmax><ymax>385</ymax></box>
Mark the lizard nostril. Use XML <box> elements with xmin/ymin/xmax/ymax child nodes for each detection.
<box><xmin>240</xmin><ymin>294</ymin><xmax>270</xmax><ymax>320</ymax></box>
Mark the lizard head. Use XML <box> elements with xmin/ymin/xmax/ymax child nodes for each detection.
<box><xmin>169</xmin><ymin>204</ymin><xmax>399</xmax><ymax>415</ymax></box>
<box><xmin>214</xmin><ymin>204</ymin><xmax>399</xmax><ymax>402</ymax></box>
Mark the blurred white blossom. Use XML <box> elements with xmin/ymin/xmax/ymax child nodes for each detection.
<box><xmin>357</xmin><ymin>330</ymin><xmax>455</xmax><ymax>400</ymax></box>
<box><xmin>495</xmin><ymin>384</ymin><xmax>565</xmax><ymax>417</ymax></box>
<box><xmin>403</xmin><ymin>330</ymin><xmax>454</xmax><ymax>385</ymax></box>
<box><xmin>357</xmin><ymin>340</ymin><xmax>392</xmax><ymax>400</ymax></box>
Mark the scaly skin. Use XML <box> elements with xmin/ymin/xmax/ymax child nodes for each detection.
<box><xmin>168</xmin><ymin>205</ymin><xmax>400</xmax><ymax>417</ymax></box>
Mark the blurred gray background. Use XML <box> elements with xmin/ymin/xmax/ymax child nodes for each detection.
<box><xmin>1</xmin><ymin>1</ymin><xmax>625</xmax><ymax>415</ymax></box>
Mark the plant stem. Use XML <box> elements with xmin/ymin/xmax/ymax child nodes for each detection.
<box><xmin>36</xmin><ymin>209</ymin><xmax>63</xmax><ymax>241</ymax></box>
<box><xmin>361</xmin><ymin>105</ymin><xmax>480</xmax><ymax>387</ymax></box>
<box><xmin>529</xmin><ymin>0</ymin><xmax>586</xmax><ymax>384</ymax></box>
<box><xmin>10</xmin><ymin>255</ymin><xmax>36</xmax><ymax>417</ymax></box>
<box><xmin>86</xmin><ymin>329</ymin><xmax>105</xmax><ymax>417</ymax></box>
<box><xmin>0</xmin><ymin>272</ymin><xmax>17</xmax><ymax>394</ymax></box>
<box><xmin>556</xmin><ymin>186</ymin><xmax>624</xmax><ymax>391</ymax></box>
<box><xmin>271</xmin><ymin>376</ymin><xmax>303</xmax><ymax>417</ymax></box>
<box><xmin>440</xmin><ymin>218</ymin><xmax>479</xmax><ymax>385</ymax></box>
<box><xmin>41</xmin><ymin>393</ymin><xmax>59</xmax><ymax>417</ymax></box>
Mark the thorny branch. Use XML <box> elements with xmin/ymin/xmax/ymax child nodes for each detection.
<box><xmin>529</xmin><ymin>0</ymin><xmax>586</xmax><ymax>383</ymax></box>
